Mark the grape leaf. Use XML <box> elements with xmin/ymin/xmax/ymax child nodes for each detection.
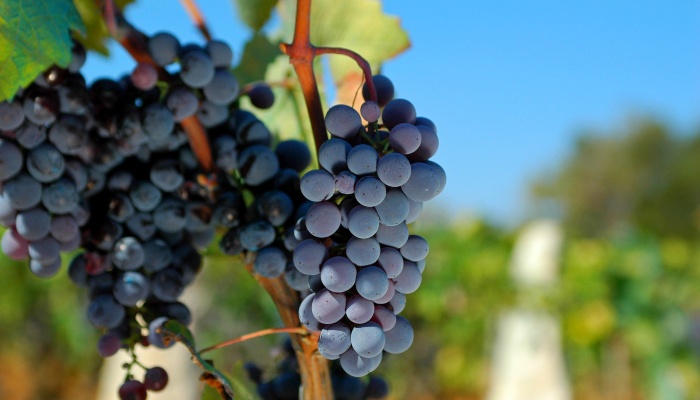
<box><xmin>233</xmin><ymin>32</ymin><xmax>280</xmax><ymax>84</ymax></box>
<box><xmin>0</xmin><ymin>0</ymin><xmax>86</xmax><ymax>101</ymax></box>
<box><xmin>72</xmin><ymin>0</ymin><xmax>134</xmax><ymax>55</ymax></box>
<box><xmin>233</xmin><ymin>0</ymin><xmax>277</xmax><ymax>31</ymax></box>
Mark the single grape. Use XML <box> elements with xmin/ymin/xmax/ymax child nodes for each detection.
<box><xmin>318</xmin><ymin>322</ymin><xmax>352</xmax><ymax>357</ymax></box>
<box><xmin>118</xmin><ymin>380</ymin><xmax>147</xmax><ymax>400</ymax></box>
<box><xmin>362</xmin><ymin>74</ymin><xmax>394</xmax><ymax>106</ymax></box>
<box><xmin>206</xmin><ymin>39</ymin><xmax>234</xmax><ymax>67</ymax></box>
<box><xmin>238</xmin><ymin>144</ymin><xmax>279</xmax><ymax>186</ymax></box>
<box><xmin>400</xmin><ymin>235</ymin><xmax>429</xmax><ymax>261</ymax></box>
<box><xmin>129</xmin><ymin>181</ymin><xmax>162</xmax><ymax>212</ymax></box>
<box><xmin>179</xmin><ymin>50</ymin><xmax>215</xmax><ymax>88</ymax></box>
<box><xmin>150</xmin><ymin>160</ymin><xmax>184</xmax><ymax>192</ymax></box>
<box><xmin>28</xmin><ymin>236</ymin><xmax>60</xmax><ymax>263</ymax></box>
<box><xmin>148</xmin><ymin>32</ymin><xmax>180</xmax><ymax>66</ymax></box>
<box><xmin>238</xmin><ymin>220</ymin><xmax>276</xmax><ymax>251</ymax></box>
<box><xmin>347</xmin><ymin>206</ymin><xmax>380</xmax><ymax>239</ymax></box>
<box><xmin>305</xmin><ymin>201</ymin><xmax>341</xmax><ymax>238</ymax></box>
<box><xmin>375</xmin><ymin>222</ymin><xmax>409</xmax><ymax>248</ymax></box>
<box><xmin>42</xmin><ymin>178</ymin><xmax>80</xmax><ymax>214</ymax></box>
<box><xmin>410</xmin><ymin>125</ymin><xmax>439</xmax><ymax>161</ymax></box>
<box><xmin>257</xmin><ymin>190</ymin><xmax>294</xmax><ymax>226</ymax></box>
<box><xmin>87</xmin><ymin>294</ymin><xmax>126</xmax><ymax>329</ymax></box>
<box><xmin>131</xmin><ymin>63</ymin><xmax>158</xmax><ymax>91</ymax></box>
<box><xmin>355</xmin><ymin>266</ymin><xmax>389</xmax><ymax>301</ymax></box>
<box><xmin>97</xmin><ymin>332</ymin><xmax>122</xmax><ymax>357</ymax></box>
<box><xmin>16</xmin><ymin>124</ymin><xmax>47</xmax><ymax>149</ymax></box>
<box><xmin>153</xmin><ymin>197</ymin><xmax>187</xmax><ymax>233</ymax></box>
<box><xmin>142</xmin><ymin>103</ymin><xmax>174</xmax><ymax>141</ymax></box>
<box><xmin>197</xmin><ymin>101</ymin><xmax>229</xmax><ymax>127</ymax></box>
<box><xmin>27</xmin><ymin>143</ymin><xmax>65</xmax><ymax>183</ymax></box>
<box><xmin>113</xmin><ymin>271</ymin><xmax>150</xmax><ymax>306</ymax></box>
<box><xmin>0</xmin><ymin>100</ymin><xmax>25</xmax><ymax>130</ymax></box>
<box><xmin>275</xmin><ymin>139</ymin><xmax>310</xmax><ymax>172</ymax></box>
<box><xmin>374</xmin><ymin>189</ymin><xmax>410</xmax><ymax>226</ymax></box>
<box><xmin>381</xmin><ymin>98</ymin><xmax>416</xmax><ymax>129</ymax></box>
<box><xmin>335</xmin><ymin>170</ymin><xmax>356</xmax><ymax>195</ymax></box>
<box><xmin>377</xmin><ymin>247</ymin><xmax>404</xmax><ymax>279</ymax></box>
<box><xmin>360</xmin><ymin>100</ymin><xmax>381</xmax><ymax>123</ymax></box>
<box><xmin>247</xmin><ymin>83</ymin><xmax>275</xmax><ymax>109</ymax></box>
<box><xmin>383</xmin><ymin>315</ymin><xmax>413</xmax><ymax>354</ymax></box>
<box><xmin>144</xmin><ymin>366</ymin><xmax>169</xmax><ymax>391</ymax></box>
<box><xmin>351</xmin><ymin>321</ymin><xmax>385</xmax><ymax>358</ymax></box>
<box><xmin>376</xmin><ymin>152</ymin><xmax>411</xmax><ymax>188</ymax></box>
<box><xmin>300</xmin><ymin>169</ymin><xmax>336</xmax><ymax>202</ymax></box>
<box><xmin>151</xmin><ymin>269</ymin><xmax>185</xmax><ymax>302</ymax></box>
<box><xmin>166</xmin><ymin>87</ymin><xmax>199</xmax><ymax>121</ymax></box>
<box><xmin>347</xmin><ymin>144</ymin><xmax>378</xmax><ymax>176</ymax></box>
<box><xmin>112</xmin><ymin>237</ymin><xmax>145</xmax><ymax>271</ymax></box>
<box><xmin>29</xmin><ymin>256</ymin><xmax>62</xmax><ymax>278</ymax></box>
<box><xmin>254</xmin><ymin>246</ymin><xmax>287</xmax><ymax>278</ymax></box>
<box><xmin>389</xmin><ymin>291</ymin><xmax>406</xmax><ymax>314</ymax></box>
<box><xmin>354</xmin><ymin>176</ymin><xmax>386</xmax><ymax>207</ymax></box>
<box><xmin>312</xmin><ymin>288</ymin><xmax>347</xmax><ymax>324</ymax></box>
<box><xmin>346</xmin><ymin>294</ymin><xmax>374</xmax><ymax>324</ymax></box>
<box><xmin>339</xmin><ymin>348</ymin><xmax>382</xmax><ymax>377</ymax></box>
<box><xmin>400</xmin><ymin>162</ymin><xmax>443</xmax><ymax>202</ymax></box>
<box><xmin>16</xmin><ymin>207</ymin><xmax>51</xmax><ymax>241</ymax></box>
<box><xmin>374</xmin><ymin>280</ymin><xmax>395</xmax><ymax>304</ymax></box>
<box><xmin>3</xmin><ymin>173</ymin><xmax>43</xmax><ymax>211</ymax></box>
<box><xmin>203</xmin><ymin>70</ymin><xmax>239</xmax><ymax>105</ymax></box>
<box><xmin>318</xmin><ymin>138</ymin><xmax>351</xmax><ymax>175</ymax></box>
<box><xmin>325</xmin><ymin>104</ymin><xmax>362</xmax><ymax>139</ymax></box>
<box><xmin>346</xmin><ymin>237</ymin><xmax>380</xmax><ymax>266</ymax></box>
<box><xmin>393</xmin><ymin>261</ymin><xmax>422</xmax><ymax>294</ymax></box>
<box><xmin>0</xmin><ymin>139</ymin><xmax>23</xmax><ymax>181</ymax></box>
<box><xmin>299</xmin><ymin>293</ymin><xmax>322</xmax><ymax>332</ymax></box>
<box><xmin>293</xmin><ymin>239</ymin><xmax>328</xmax><ymax>275</ymax></box>
<box><xmin>321</xmin><ymin>256</ymin><xmax>357</xmax><ymax>292</ymax></box>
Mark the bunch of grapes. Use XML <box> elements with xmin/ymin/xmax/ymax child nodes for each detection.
<box><xmin>292</xmin><ymin>75</ymin><xmax>445</xmax><ymax>376</ymax></box>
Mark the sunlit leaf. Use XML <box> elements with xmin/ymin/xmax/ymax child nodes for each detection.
<box><xmin>0</xmin><ymin>0</ymin><xmax>86</xmax><ymax>100</ymax></box>
<box><xmin>72</xmin><ymin>0</ymin><xmax>134</xmax><ymax>55</ymax></box>
<box><xmin>232</xmin><ymin>0</ymin><xmax>277</xmax><ymax>31</ymax></box>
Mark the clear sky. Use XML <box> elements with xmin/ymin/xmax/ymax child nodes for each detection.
<box><xmin>82</xmin><ymin>1</ymin><xmax>700</xmax><ymax>225</ymax></box>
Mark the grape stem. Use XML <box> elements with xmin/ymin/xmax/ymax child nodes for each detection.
<box><xmin>199</xmin><ymin>327</ymin><xmax>307</xmax><ymax>354</ymax></box>
<box><xmin>179</xmin><ymin>0</ymin><xmax>213</xmax><ymax>41</ymax></box>
<box><xmin>98</xmin><ymin>0</ymin><xmax>214</xmax><ymax>172</ymax></box>
<box><xmin>280</xmin><ymin>0</ymin><xmax>377</xmax><ymax>154</ymax></box>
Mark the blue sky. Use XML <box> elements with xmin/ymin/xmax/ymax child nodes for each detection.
<box><xmin>83</xmin><ymin>1</ymin><xmax>700</xmax><ymax>225</ymax></box>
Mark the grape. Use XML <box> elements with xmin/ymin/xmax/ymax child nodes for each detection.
<box><xmin>257</xmin><ymin>191</ymin><xmax>294</xmax><ymax>226</ymax></box>
<box><xmin>381</xmin><ymin>98</ymin><xmax>416</xmax><ymax>129</ymax></box>
<box><xmin>206</xmin><ymin>39</ymin><xmax>233</xmax><ymax>67</ymax></box>
<box><xmin>130</xmin><ymin>63</ymin><xmax>158</xmax><ymax>91</ymax></box>
<box><xmin>346</xmin><ymin>237</ymin><xmax>380</xmax><ymax>266</ymax></box>
<box><xmin>236</xmin><ymin>120</ymin><xmax>272</xmax><ymax>146</ymax></box>
<box><xmin>29</xmin><ymin>256</ymin><xmax>62</xmax><ymax>278</ymax></box>
<box><xmin>325</xmin><ymin>104</ymin><xmax>362</xmax><ymax>139</ymax></box>
<box><xmin>375</xmin><ymin>222</ymin><xmax>409</xmax><ymax>248</ymax></box>
<box><xmin>107</xmin><ymin>193</ymin><xmax>135</xmax><ymax>223</ymax></box>
<box><xmin>393</xmin><ymin>261</ymin><xmax>422</xmax><ymax>294</ymax></box>
<box><xmin>213</xmin><ymin>135</ymin><xmax>237</xmax><ymax>172</ymax></box>
<box><xmin>293</xmin><ymin>239</ymin><xmax>328</xmax><ymax>275</ymax></box>
<box><xmin>247</xmin><ymin>83</ymin><xmax>275</xmax><ymax>109</ymax></box>
<box><xmin>355</xmin><ymin>266</ymin><xmax>389</xmax><ymax>301</ymax></box>
<box><xmin>347</xmin><ymin>144</ymin><xmax>378</xmax><ymax>176</ymax></box>
<box><xmin>42</xmin><ymin>178</ymin><xmax>79</xmax><ymax>214</ymax></box>
<box><xmin>150</xmin><ymin>160</ymin><xmax>184</xmax><ymax>192</ymax></box>
<box><xmin>58</xmin><ymin>233</ymin><xmax>81</xmax><ymax>252</ymax></box>
<box><xmin>339</xmin><ymin>348</ymin><xmax>382</xmax><ymax>377</ymax></box>
<box><xmin>362</xmin><ymin>74</ymin><xmax>394</xmax><ymax>107</ymax></box>
<box><xmin>354</xmin><ymin>176</ymin><xmax>386</xmax><ymax>207</ymax></box>
<box><xmin>400</xmin><ymin>235</ymin><xmax>429</xmax><ymax>261</ymax></box>
<box><xmin>125</xmin><ymin>212</ymin><xmax>156</xmax><ymax>241</ymax></box>
<box><xmin>119</xmin><ymin>380</ymin><xmax>147</xmax><ymax>400</ymax></box>
<box><xmin>305</xmin><ymin>201</ymin><xmax>341</xmax><ymax>238</ymax></box>
<box><xmin>410</xmin><ymin>125</ymin><xmax>439</xmax><ymax>161</ymax></box>
<box><xmin>383</xmin><ymin>316</ymin><xmax>413</xmax><ymax>354</ymax></box>
<box><xmin>360</xmin><ymin>101</ymin><xmax>381</xmax><ymax>123</ymax></box>
<box><xmin>284</xmin><ymin>265</ymin><xmax>308</xmax><ymax>291</ymax></box>
<box><xmin>335</xmin><ymin>170</ymin><xmax>356</xmax><ymax>195</ymax></box>
<box><xmin>151</xmin><ymin>269</ymin><xmax>185</xmax><ymax>302</ymax></box>
<box><xmin>68</xmin><ymin>254</ymin><xmax>88</xmax><ymax>287</ymax></box>
<box><xmin>4</xmin><ymin>173</ymin><xmax>43</xmax><ymax>210</ymax></box>
<box><xmin>28</xmin><ymin>236</ymin><xmax>60</xmax><ymax>263</ymax></box>
<box><xmin>16</xmin><ymin>124</ymin><xmax>46</xmax><ymax>149</ymax></box>
<box><xmin>319</xmin><ymin>138</ymin><xmax>351</xmax><ymax>175</ymax></box>
<box><xmin>63</xmin><ymin>159</ymin><xmax>88</xmax><ymax>192</ymax></box>
<box><xmin>321</xmin><ymin>256</ymin><xmax>357</xmax><ymax>292</ymax></box>
<box><xmin>0</xmin><ymin>100</ymin><xmax>25</xmax><ymax>130</ymax></box>
<box><xmin>351</xmin><ymin>321</ymin><xmax>385</xmax><ymax>357</ymax></box>
<box><xmin>254</xmin><ymin>246</ymin><xmax>287</xmax><ymax>278</ymax></box>
<box><xmin>23</xmin><ymin>88</ymin><xmax>59</xmax><ymax>125</ymax></box>
<box><xmin>114</xmin><ymin>271</ymin><xmax>150</xmax><ymax>306</ymax></box>
<box><xmin>166</xmin><ymin>87</ymin><xmax>199</xmax><ymax>121</ymax></box>
<box><xmin>142</xmin><ymin>103</ymin><xmax>174</xmax><ymax>141</ymax></box>
<box><xmin>203</xmin><ymin>70</ymin><xmax>239</xmax><ymax>105</ymax></box>
<box><xmin>345</xmin><ymin>294</ymin><xmax>374</xmax><ymax>324</ymax></box>
<box><xmin>149</xmin><ymin>32</ymin><xmax>180</xmax><ymax>66</ymax></box>
<box><xmin>347</xmin><ymin>206</ymin><xmax>380</xmax><ymax>239</ymax></box>
<box><xmin>238</xmin><ymin>221</ymin><xmax>276</xmax><ymax>251</ymax></box>
<box><xmin>0</xmin><ymin>139</ymin><xmax>23</xmax><ymax>180</ymax></box>
<box><xmin>299</xmin><ymin>293</ymin><xmax>322</xmax><ymax>332</ymax></box>
<box><xmin>376</xmin><ymin>152</ymin><xmax>411</xmax><ymax>188</ymax></box>
<box><xmin>365</xmin><ymin>376</ymin><xmax>390</xmax><ymax>399</ymax></box>
<box><xmin>97</xmin><ymin>332</ymin><xmax>122</xmax><ymax>357</ymax></box>
<box><xmin>140</xmin><ymin>240</ymin><xmax>171</xmax><ymax>273</ymax></box>
<box><xmin>144</xmin><ymin>367</ymin><xmax>169</xmax><ymax>391</ymax></box>
<box><xmin>318</xmin><ymin>322</ymin><xmax>352</xmax><ymax>357</ymax></box>
<box><xmin>27</xmin><ymin>143</ymin><xmax>65</xmax><ymax>183</ymax></box>
<box><xmin>179</xmin><ymin>50</ymin><xmax>215</xmax><ymax>88</ymax></box>
<box><xmin>405</xmin><ymin>198</ymin><xmax>423</xmax><ymax>224</ymax></box>
<box><xmin>197</xmin><ymin>101</ymin><xmax>229</xmax><ymax>127</ymax></box>
<box><xmin>374</xmin><ymin>189</ymin><xmax>409</xmax><ymax>226</ymax></box>
<box><xmin>377</xmin><ymin>247</ymin><xmax>404</xmax><ymax>279</ymax></box>
<box><xmin>148</xmin><ymin>316</ymin><xmax>175</xmax><ymax>349</ymax></box>
<box><xmin>153</xmin><ymin>197</ymin><xmax>187</xmax><ymax>233</ymax></box>
<box><xmin>426</xmin><ymin>160</ymin><xmax>447</xmax><ymax>192</ymax></box>
<box><xmin>401</xmin><ymin>162</ymin><xmax>443</xmax><ymax>202</ymax></box>
<box><xmin>16</xmin><ymin>208</ymin><xmax>51</xmax><ymax>241</ymax></box>
<box><xmin>300</xmin><ymin>170</ymin><xmax>335</xmax><ymax>202</ymax></box>
<box><xmin>0</xmin><ymin>193</ymin><xmax>16</xmax><ymax>227</ymax></box>
<box><xmin>389</xmin><ymin>291</ymin><xmax>406</xmax><ymax>314</ymax></box>
<box><xmin>308</xmin><ymin>273</ymin><xmax>324</xmax><ymax>293</ymax></box>
<box><xmin>312</xmin><ymin>289</ymin><xmax>347</xmax><ymax>324</ymax></box>
<box><xmin>275</xmin><ymin>140</ymin><xmax>310</xmax><ymax>172</ymax></box>
<box><xmin>2</xmin><ymin>227</ymin><xmax>29</xmax><ymax>259</ymax></box>
<box><xmin>373</xmin><ymin>280</ymin><xmax>395</xmax><ymax>304</ymax></box>
<box><xmin>238</xmin><ymin>145</ymin><xmax>279</xmax><ymax>185</ymax></box>
<box><xmin>129</xmin><ymin>181</ymin><xmax>162</xmax><ymax>212</ymax></box>
<box><xmin>389</xmin><ymin>123</ymin><xmax>421</xmax><ymax>155</ymax></box>
<box><xmin>112</xmin><ymin>237</ymin><xmax>145</xmax><ymax>271</ymax></box>
<box><xmin>88</xmin><ymin>294</ymin><xmax>126</xmax><ymax>329</ymax></box>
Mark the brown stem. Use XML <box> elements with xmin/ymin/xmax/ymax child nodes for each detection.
<box><xmin>315</xmin><ymin>46</ymin><xmax>377</xmax><ymax>103</ymax></box>
<box><xmin>199</xmin><ymin>327</ymin><xmax>306</xmax><ymax>354</ymax></box>
<box><xmin>279</xmin><ymin>0</ymin><xmax>327</xmax><ymax>155</ymax></box>
<box><xmin>180</xmin><ymin>115</ymin><xmax>213</xmax><ymax>172</ymax></box>
<box><xmin>179</xmin><ymin>0</ymin><xmax>213</xmax><ymax>41</ymax></box>
<box><xmin>245</xmin><ymin>260</ymin><xmax>332</xmax><ymax>400</ymax></box>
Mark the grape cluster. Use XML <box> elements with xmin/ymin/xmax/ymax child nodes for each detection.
<box><xmin>292</xmin><ymin>75</ymin><xmax>445</xmax><ymax>376</ymax></box>
<box><xmin>246</xmin><ymin>339</ymin><xmax>390</xmax><ymax>400</ymax></box>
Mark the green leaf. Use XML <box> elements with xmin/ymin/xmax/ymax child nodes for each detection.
<box><xmin>160</xmin><ymin>320</ymin><xmax>235</xmax><ymax>399</ymax></box>
<box><xmin>72</xmin><ymin>0</ymin><xmax>135</xmax><ymax>55</ymax></box>
<box><xmin>233</xmin><ymin>32</ymin><xmax>280</xmax><ymax>84</ymax></box>
<box><xmin>0</xmin><ymin>0</ymin><xmax>86</xmax><ymax>101</ymax></box>
<box><xmin>233</xmin><ymin>0</ymin><xmax>277</xmax><ymax>31</ymax></box>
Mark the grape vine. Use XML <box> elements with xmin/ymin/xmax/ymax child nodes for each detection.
<box><xmin>0</xmin><ymin>1</ymin><xmax>443</xmax><ymax>399</ymax></box>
